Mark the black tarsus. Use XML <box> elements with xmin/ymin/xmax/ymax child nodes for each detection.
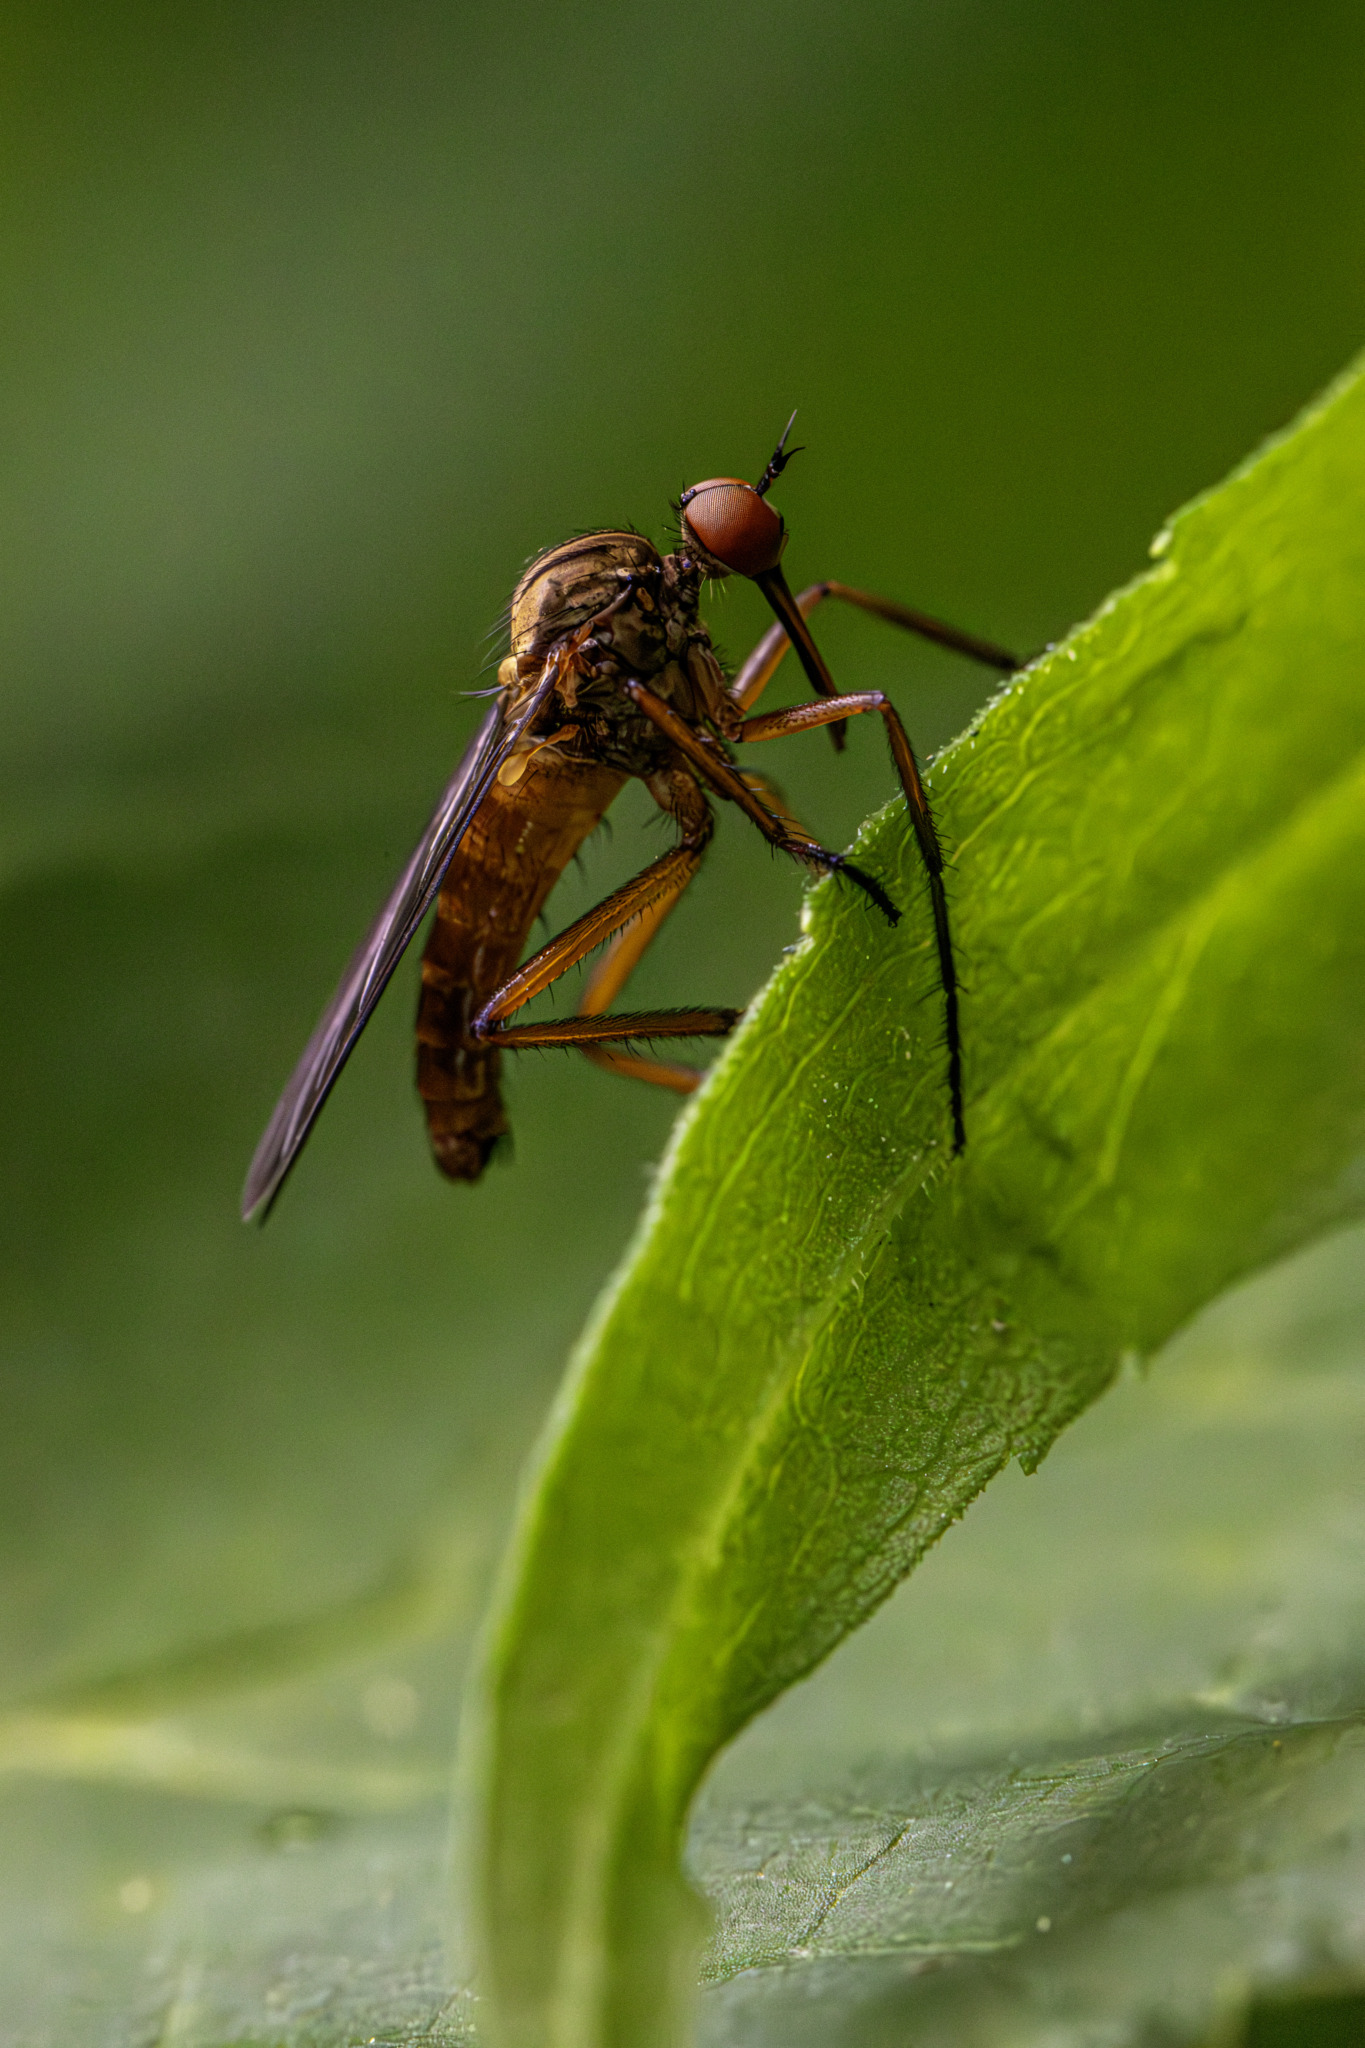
<box><xmin>835</xmin><ymin>858</ymin><xmax>900</xmax><ymax>926</ymax></box>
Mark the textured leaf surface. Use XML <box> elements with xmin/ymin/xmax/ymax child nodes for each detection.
<box><xmin>471</xmin><ymin>362</ymin><xmax>1365</xmax><ymax>2046</ymax></box>
<box><xmin>692</xmin><ymin>1225</ymin><xmax>1365</xmax><ymax>2044</ymax></box>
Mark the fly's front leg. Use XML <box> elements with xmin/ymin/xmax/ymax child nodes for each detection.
<box><xmin>728</xmin><ymin>581</ymin><xmax>1019</xmax><ymax>714</ymax></box>
<box><xmin>623</xmin><ymin>679</ymin><xmax>901</xmax><ymax>925</ymax></box>
<box><xmin>736</xmin><ymin>690</ymin><xmax>965</xmax><ymax>1153</ymax></box>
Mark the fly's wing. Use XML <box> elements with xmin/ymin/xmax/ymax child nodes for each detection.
<box><xmin>242</xmin><ymin>662</ymin><xmax>559</xmax><ymax>1223</ymax></box>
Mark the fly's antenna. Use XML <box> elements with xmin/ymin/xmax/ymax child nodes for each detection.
<box><xmin>754</xmin><ymin>410</ymin><xmax>804</xmax><ymax>498</ymax></box>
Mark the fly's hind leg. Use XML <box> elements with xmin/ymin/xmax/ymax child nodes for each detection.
<box><xmin>572</xmin><ymin>766</ymin><xmax>819</xmax><ymax>1093</ymax></box>
<box><xmin>573</xmin><ymin>769</ymin><xmax>716</xmax><ymax>1094</ymax></box>
<box><xmin>470</xmin><ymin>768</ymin><xmax>740</xmax><ymax>1081</ymax></box>
<box><xmin>573</xmin><ymin>889</ymin><xmax>705</xmax><ymax>1094</ymax></box>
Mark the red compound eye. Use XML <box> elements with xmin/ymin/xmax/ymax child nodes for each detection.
<box><xmin>680</xmin><ymin>477</ymin><xmax>786</xmax><ymax>577</ymax></box>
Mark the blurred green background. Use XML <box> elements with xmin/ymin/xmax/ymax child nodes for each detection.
<box><xmin>2</xmin><ymin>0</ymin><xmax>1365</xmax><ymax>2033</ymax></box>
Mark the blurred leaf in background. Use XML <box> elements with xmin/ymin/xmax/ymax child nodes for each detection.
<box><xmin>1</xmin><ymin>1</ymin><xmax>1364</xmax><ymax>2043</ymax></box>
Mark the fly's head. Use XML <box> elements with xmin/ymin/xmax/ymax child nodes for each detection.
<box><xmin>673</xmin><ymin>411</ymin><xmax>801</xmax><ymax>582</ymax></box>
<box><xmin>675</xmin><ymin>477</ymin><xmax>787</xmax><ymax>582</ymax></box>
<box><xmin>672</xmin><ymin>416</ymin><xmax>838</xmax><ymax>704</ymax></box>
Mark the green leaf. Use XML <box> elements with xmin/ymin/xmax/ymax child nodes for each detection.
<box><xmin>468</xmin><ymin>357</ymin><xmax>1365</xmax><ymax>2046</ymax></box>
<box><xmin>692</xmin><ymin>1224</ymin><xmax>1365</xmax><ymax>2043</ymax></box>
<box><xmin>11</xmin><ymin>1230</ymin><xmax>1365</xmax><ymax>2046</ymax></box>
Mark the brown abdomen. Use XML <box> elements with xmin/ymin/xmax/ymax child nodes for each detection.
<box><xmin>416</xmin><ymin>750</ymin><xmax>626</xmax><ymax>1181</ymax></box>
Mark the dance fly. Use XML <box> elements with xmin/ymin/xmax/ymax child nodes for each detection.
<box><xmin>242</xmin><ymin>420</ymin><xmax>1017</xmax><ymax>1221</ymax></box>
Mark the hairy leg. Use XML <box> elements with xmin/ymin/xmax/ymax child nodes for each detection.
<box><xmin>623</xmin><ymin>679</ymin><xmax>901</xmax><ymax>924</ymax></box>
<box><xmin>470</xmin><ymin>770</ymin><xmax>740</xmax><ymax>1068</ymax></box>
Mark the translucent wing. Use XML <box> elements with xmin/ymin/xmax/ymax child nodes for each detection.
<box><xmin>242</xmin><ymin>662</ymin><xmax>559</xmax><ymax>1222</ymax></box>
